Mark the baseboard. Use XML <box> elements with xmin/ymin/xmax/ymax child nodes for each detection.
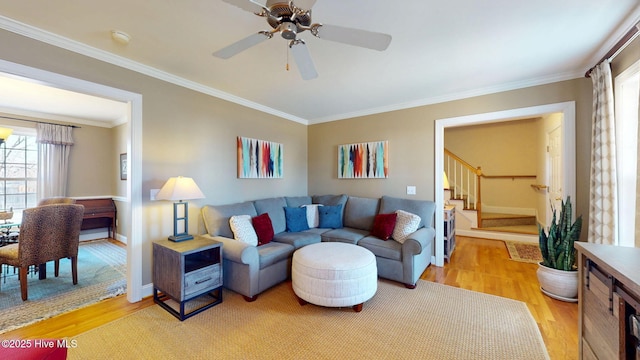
<box><xmin>114</xmin><ymin>233</ymin><xmax>128</xmax><ymax>244</ymax></box>
<box><xmin>141</xmin><ymin>283</ymin><xmax>155</xmax><ymax>299</ymax></box>
<box><xmin>79</xmin><ymin>230</ymin><xmax>109</xmax><ymax>241</ymax></box>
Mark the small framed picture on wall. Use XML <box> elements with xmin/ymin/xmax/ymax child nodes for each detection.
<box><xmin>120</xmin><ymin>153</ymin><xmax>127</xmax><ymax>180</ymax></box>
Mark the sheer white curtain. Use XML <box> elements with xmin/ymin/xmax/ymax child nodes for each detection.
<box><xmin>588</xmin><ymin>61</ymin><xmax>618</xmax><ymax>245</ymax></box>
<box><xmin>36</xmin><ymin>123</ymin><xmax>74</xmax><ymax>200</ymax></box>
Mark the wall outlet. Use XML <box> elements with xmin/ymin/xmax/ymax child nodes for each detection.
<box><xmin>406</xmin><ymin>186</ymin><xmax>416</xmax><ymax>195</ymax></box>
<box><xmin>150</xmin><ymin>189</ymin><xmax>160</xmax><ymax>201</ymax></box>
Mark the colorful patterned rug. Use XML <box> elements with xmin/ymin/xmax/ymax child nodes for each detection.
<box><xmin>504</xmin><ymin>241</ymin><xmax>542</xmax><ymax>264</ymax></box>
<box><xmin>0</xmin><ymin>239</ymin><xmax>126</xmax><ymax>334</ymax></box>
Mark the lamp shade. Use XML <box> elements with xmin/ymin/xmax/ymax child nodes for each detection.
<box><xmin>156</xmin><ymin>176</ymin><xmax>205</xmax><ymax>201</ymax></box>
<box><xmin>0</xmin><ymin>127</ymin><xmax>13</xmax><ymax>141</ymax></box>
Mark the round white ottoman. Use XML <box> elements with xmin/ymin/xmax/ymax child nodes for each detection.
<box><xmin>292</xmin><ymin>242</ymin><xmax>377</xmax><ymax>312</ymax></box>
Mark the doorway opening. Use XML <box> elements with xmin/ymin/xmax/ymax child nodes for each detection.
<box><xmin>434</xmin><ymin>102</ymin><xmax>576</xmax><ymax>267</ymax></box>
<box><xmin>0</xmin><ymin>59</ymin><xmax>143</xmax><ymax>302</ymax></box>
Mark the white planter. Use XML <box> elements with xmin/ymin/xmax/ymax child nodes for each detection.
<box><xmin>536</xmin><ymin>263</ymin><xmax>578</xmax><ymax>302</ymax></box>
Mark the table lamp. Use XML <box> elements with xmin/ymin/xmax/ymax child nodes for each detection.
<box><xmin>443</xmin><ymin>171</ymin><xmax>450</xmax><ymax>189</ymax></box>
<box><xmin>156</xmin><ymin>176</ymin><xmax>205</xmax><ymax>242</ymax></box>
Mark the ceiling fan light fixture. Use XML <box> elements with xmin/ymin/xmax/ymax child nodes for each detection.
<box><xmin>216</xmin><ymin>0</ymin><xmax>392</xmax><ymax>79</ymax></box>
<box><xmin>280</xmin><ymin>22</ymin><xmax>297</xmax><ymax>40</ymax></box>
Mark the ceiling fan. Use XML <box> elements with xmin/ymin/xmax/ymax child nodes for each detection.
<box><xmin>213</xmin><ymin>0</ymin><xmax>392</xmax><ymax>80</ymax></box>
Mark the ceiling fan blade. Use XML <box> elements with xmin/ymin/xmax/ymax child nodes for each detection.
<box><xmin>293</xmin><ymin>0</ymin><xmax>317</xmax><ymax>10</ymax></box>
<box><xmin>221</xmin><ymin>0</ymin><xmax>265</xmax><ymax>13</ymax></box>
<box><xmin>313</xmin><ymin>24</ymin><xmax>392</xmax><ymax>51</ymax></box>
<box><xmin>290</xmin><ymin>41</ymin><xmax>318</xmax><ymax>80</ymax></box>
<box><xmin>212</xmin><ymin>32</ymin><xmax>271</xmax><ymax>59</ymax></box>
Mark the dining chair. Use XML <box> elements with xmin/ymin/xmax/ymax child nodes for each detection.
<box><xmin>0</xmin><ymin>204</ymin><xmax>85</xmax><ymax>301</ymax></box>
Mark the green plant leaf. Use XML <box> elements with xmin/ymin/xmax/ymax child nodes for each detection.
<box><xmin>538</xmin><ymin>196</ymin><xmax>582</xmax><ymax>271</ymax></box>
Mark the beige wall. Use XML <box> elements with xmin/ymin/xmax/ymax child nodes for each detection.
<box><xmin>444</xmin><ymin>118</ymin><xmax>539</xmax><ymax>213</ymax></box>
<box><xmin>67</xmin><ymin>124</ymin><xmax>114</xmax><ymax>197</ymax></box>
<box><xmin>1</xmin><ymin>26</ymin><xmax>596</xmax><ymax>285</ymax></box>
<box><xmin>113</xmin><ymin>122</ymin><xmax>128</xmax><ymax>241</ymax></box>
<box><xmin>309</xmin><ymin>78</ymin><xmax>593</xmax><ymax>244</ymax></box>
<box><xmin>0</xmin><ymin>29</ymin><xmax>309</xmax><ymax>285</ymax></box>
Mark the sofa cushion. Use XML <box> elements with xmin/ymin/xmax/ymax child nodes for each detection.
<box><xmin>370</xmin><ymin>213</ymin><xmax>397</xmax><ymax>240</ymax></box>
<box><xmin>285</xmin><ymin>196</ymin><xmax>312</xmax><ymax>207</ymax></box>
<box><xmin>254</xmin><ymin>197</ymin><xmax>287</xmax><ymax>234</ymax></box>
<box><xmin>318</xmin><ymin>205</ymin><xmax>343</xmax><ymax>229</ymax></box>
<box><xmin>313</xmin><ymin>194</ymin><xmax>348</xmax><ymax>219</ymax></box>
<box><xmin>273</xmin><ymin>231</ymin><xmax>322</xmax><ymax>249</ymax></box>
<box><xmin>321</xmin><ymin>227</ymin><xmax>368</xmax><ymax>245</ymax></box>
<box><xmin>257</xmin><ymin>242</ymin><xmax>295</xmax><ymax>269</ymax></box>
<box><xmin>284</xmin><ymin>207</ymin><xmax>309</xmax><ymax>232</ymax></box>
<box><xmin>343</xmin><ymin>196</ymin><xmax>380</xmax><ymax>230</ymax></box>
<box><xmin>379</xmin><ymin>195</ymin><xmax>436</xmax><ymax>228</ymax></box>
<box><xmin>252</xmin><ymin>213</ymin><xmax>274</xmax><ymax>245</ymax></box>
<box><xmin>202</xmin><ymin>202</ymin><xmax>258</xmax><ymax>238</ymax></box>
<box><xmin>358</xmin><ymin>235</ymin><xmax>403</xmax><ymax>261</ymax></box>
<box><xmin>229</xmin><ymin>215</ymin><xmax>258</xmax><ymax>246</ymax></box>
<box><xmin>302</xmin><ymin>204</ymin><xmax>323</xmax><ymax>228</ymax></box>
<box><xmin>392</xmin><ymin>210</ymin><xmax>421</xmax><ymax>244</ymax></box>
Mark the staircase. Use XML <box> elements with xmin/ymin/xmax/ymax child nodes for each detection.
<box><xmin>444</xmin><ymin>149</ymin><xmax>538</xmax><ymax>242</ymax></box>
<box><xmin>480</xmin><ymin>213</ymin><xmax>537</xmax><ymax>235</ymax></box>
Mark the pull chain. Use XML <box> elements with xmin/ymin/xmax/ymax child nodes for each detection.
<box><xmin>286</xmin><ymin>42</ymin><xmax>290</xmax><ymax>71</ymax></box>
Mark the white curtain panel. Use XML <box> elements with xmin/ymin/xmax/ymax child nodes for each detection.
<box><xmin>36</xmin><ymin>123</ymin><xmax>74</xmax><ymax>200</ymax></box>
<box><xmin>588</xmin><ymin>61</ymin><xmax>618</xmax><ymax>245</ymax></box>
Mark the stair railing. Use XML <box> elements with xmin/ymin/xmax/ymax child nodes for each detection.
<box><xmin>444</xmin><ymin>149</ymin><xmax>483</xmax><ymax>226</ymax></box>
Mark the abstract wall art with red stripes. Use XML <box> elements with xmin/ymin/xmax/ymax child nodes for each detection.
<box><xmin>237</xmin><ymin>136</ymin><xmax>283</xmax><ymax>179</ymax></box>
<box><xmin>338</xmin><ymin>140</ymin><xmax>388</xmax><ymax>179</ymax></box>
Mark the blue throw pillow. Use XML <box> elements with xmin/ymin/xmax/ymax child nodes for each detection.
<box><xmin>318</xmin><ymin>205</ymin><xmax>343</xmax><ymax>229</ymax></box>
<box><xmin>284</xmin><ymin>206</ymin><xmax>309</xmax><ymax>232</ymax></box>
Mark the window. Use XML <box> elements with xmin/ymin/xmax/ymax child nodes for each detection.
<box><xmin>614</xmin><ymin>59</ymin><xmax>640</xmax><ymax>247</ymax></box>
<box><xmin>0</xmin><ymin>132</ymin><xmax>38</xmax><ymax>222</ymax></box>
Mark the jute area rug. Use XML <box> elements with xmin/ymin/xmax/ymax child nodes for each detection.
<box><xmin>504</xmin><ymin>240</ymin><xmax>543</xmax><ymax>264</ymax></box>
<box><xmin>0</xmin><ymin>239</ymin><xmax>126</xmax><ymax>334</ymax></box>
<box><xmin>69</xmin><ymin>280</ymin><xmax>549</xmax><ymax>360</ymax></box>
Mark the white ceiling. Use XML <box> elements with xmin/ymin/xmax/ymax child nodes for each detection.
<box><xmin>0</xmin><ymin>0</ymin><xmax>639</xmax><ymax>126</ymax></box>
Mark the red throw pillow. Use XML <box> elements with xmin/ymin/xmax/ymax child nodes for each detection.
<box><xmin>252</xmin><ymin>213</ymin><xmax>274</xmax><ymax>245</ymax></box>
<box><xmin>370</xmin><ymin>213</ymin><xmax>398</xmax><ymax>240</ymax></box>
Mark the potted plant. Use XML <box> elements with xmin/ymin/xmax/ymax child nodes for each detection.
<box><xmin>536</xmin><ymin>196</ymin><xmax>583</xmax><ymax>302</ymax></box>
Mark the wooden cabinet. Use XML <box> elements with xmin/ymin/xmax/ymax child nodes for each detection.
<box><xmin>153</xmin><ymin>236</ymin><xmax>223</xmax><ymax>320</ymax></box>
<box><xmin>444</xmin><ymin>205</ymin><xmax>456</xmax><ymax>262</ymax></box>
<box><xmin>75</xmin><ymin>198</ymin><xmax>117</xmax><ymax>238</ymax></box>
<box><xmin>576</xmin><ymin>243</ymin><xmax>640</xmax><ymax>359</ymax></box>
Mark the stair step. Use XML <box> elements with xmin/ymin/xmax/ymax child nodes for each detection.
<box><xmin>481</xmin><ymin>213</ymin><xmax>536</xmax><ymax>227</ymax></box>
<box><xmin>477</xmin><ymin>224</ymin><xmax>538</xmax><ymax>235</ymax></box>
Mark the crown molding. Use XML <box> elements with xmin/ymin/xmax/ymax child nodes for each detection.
<box><xmin>307</xmin><ymin>71</ymin><xmax>583</xmax><ymax>124</ymax></box>
<box><xmin>0</xmin><ymin>15</ymin><xmax>309</xmax><ymax>125</ymax></box>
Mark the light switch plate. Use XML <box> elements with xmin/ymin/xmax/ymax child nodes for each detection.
<box><xmin>406</xmin><ymin>186</ymin><xmax>416</xmax><ymax>195</ymax></box>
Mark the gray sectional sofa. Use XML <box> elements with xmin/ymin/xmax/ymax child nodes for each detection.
<box><xmin>201</xmin><ymin>194</ymin><xmax>436</xmax><ymax>301</ymax></box>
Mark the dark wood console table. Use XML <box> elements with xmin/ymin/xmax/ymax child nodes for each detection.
<box><xmin>75</xmin><ymin>198</ymin><xmax>117</xmax><ymax>238</ymax></box>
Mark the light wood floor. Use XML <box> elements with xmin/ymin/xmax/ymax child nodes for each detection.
<box><xmin>1</xmin><ymin>236</ymin><xmax>577</xmax><ymax>359</ymax></box>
